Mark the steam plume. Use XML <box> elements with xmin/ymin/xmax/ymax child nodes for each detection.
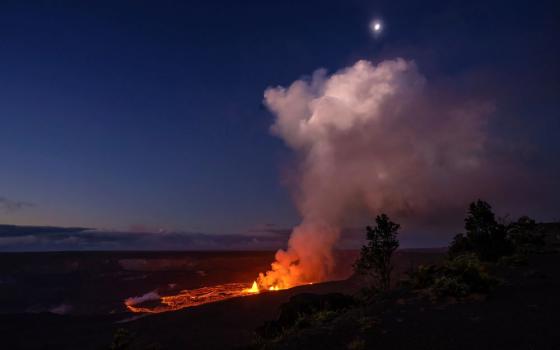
<box><xmin>258</xmin><ymin>58</ymin><xmax>495</xmax><ymax>288</ymax></box>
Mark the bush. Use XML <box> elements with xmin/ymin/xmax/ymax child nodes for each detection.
<box><xmin>448</xmin><ymin>233</ymin><xmax>472</xmax><ymax>257</ymax></box>
<box><xmin>255</xmin><ymin>293</ymin><xmax>355</xmax><ymax>340</ymax></box>
<box><xmin>449</xmin><ymin>200</ymin><xmax>513</xmax><ymax>261</ymax></box>
<box><xmin>433</xmin><ymin>275</ymin><xmax>470</xmax><ymax>297</ymax></box>
<box><xmin>405</xmin><ymin>254</ymin><xmax>498</xmax><ymax>298</ymax></box>
<box><xmin>498</xmin><ymin>253</ymin><xmax>528</xmax><ymax>267</ymax></box>
<box><xmin>507</xmin><ymin>216</ymin><xmax>545</xmax><ymax>254</ymax></box>
<box><xmin>441</xmin><ymin>254</ymin><xmax>497</xmax><ymax>294</ymax></box>
<box><xmin>347</xmin><ymin>337</ymin><xmax>366</xmax><ymax>350</ymax></box>
<box><xmin>403</xmin><ymin>264</ymin><xmax>439</xmax><ymax>289</ymax></box>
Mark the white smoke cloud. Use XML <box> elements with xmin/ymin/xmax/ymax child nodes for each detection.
<box><xmin>258</xmin><ymin>58</ymin><xmax>498</xmax><ymax>288</ymax></box>
<box><xmin>124</xmin><ymin>291</ymin><xmax>160</xmax><ymax>306</ymax></box>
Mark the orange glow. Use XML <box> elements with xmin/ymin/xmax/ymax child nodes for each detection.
<box><xmin>125</xmin><ymin>280</ymin><xmax>287</xmax><ymax>314</ymax></box>
<box><xmin>244</xmin><ymin>280</ymin><xmax>260</xmax><ymax>294</ymax></box>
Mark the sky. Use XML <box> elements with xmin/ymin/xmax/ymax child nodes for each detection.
<box><xmin>0</xmin><ymin>0</ymin><xmax>559</xmax><ymax>250</ymax></box>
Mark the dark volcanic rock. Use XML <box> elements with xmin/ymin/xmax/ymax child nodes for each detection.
<box><xmin>256</xmin><ymin>292</ymin><xmax>355</xmax><ymax>339</ymax></box>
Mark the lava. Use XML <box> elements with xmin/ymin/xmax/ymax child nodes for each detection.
<box><xmin>245</xmin><ymin>280</ymin><xmax>260</xmax><ymax>293</ymax></box>
<box><xmin>125</xmin><ymin>280</ymin><xmax>280</xmax><ymax>314</ymax></box>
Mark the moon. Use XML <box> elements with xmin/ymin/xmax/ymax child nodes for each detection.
<box><xmin>370</xmin><ymin>19</ymin><xmax>383</xmax><ymax>35</ymax></box>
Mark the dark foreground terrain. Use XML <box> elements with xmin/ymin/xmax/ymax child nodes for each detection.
<box><xmin>248</xmin><ymin>253</ymin><xmax>560</xmax><ymax>350</ymax></box>
<box><xmin>0</xmin><ymin>250</ymin><xmax>558</xmax><ymax>349</ymax></box>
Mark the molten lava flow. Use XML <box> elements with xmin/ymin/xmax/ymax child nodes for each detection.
<box><xmin>125</xmin><ymin>280</ymin><xmax>282</xmax><ymax>314</ymax></box>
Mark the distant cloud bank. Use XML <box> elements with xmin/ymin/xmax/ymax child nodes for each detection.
<box><xmin>0</xmin><ymin>223</ymin><xmax>371</xmax><ymax>252</ymax></box>
<box><xmin>0</xmin><ymin>197</ymin><xmax>34</xmax><ymax>213</ymax></box>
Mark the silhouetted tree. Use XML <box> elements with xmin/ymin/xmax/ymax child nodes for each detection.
<box><xmin>449</xmin><ymin>200</ymin><xmax>513</xmax><ymax>261</ymax></box>
<box><xmin>354</xmin><ymin>214</ymin><xmax>400</xmax><ymax>291</ymax></box>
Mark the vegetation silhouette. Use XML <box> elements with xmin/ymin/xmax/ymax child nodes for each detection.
<box><xmin>353</xmin><ymin>214</ymin><xmax>400</xmax><ymax>292</ymax></box>
<box><xmin>449</xmin><ymin>200</ymin><xmax>513</xmax><ymax>261</ymax></box>
<box><xmin>250</xmin><ymin>199</ymin><xmax>559</xmax><ymax>349</ymax></box>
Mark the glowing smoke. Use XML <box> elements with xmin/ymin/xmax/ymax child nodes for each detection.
<box><xmin>258</xmin><ymin>58</ymin><xmax>497</xmax><ymax>288</ymax></box>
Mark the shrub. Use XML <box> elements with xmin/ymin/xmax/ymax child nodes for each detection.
<box><xmin>403</xmin><ymin>264</ymin><xmax>439</xmax><ymax>289</ymax></box>
<box><xmin>448</xmin><ymin>233</ymin><xmax>472</xmax><ymax>257</ymax></box>
<box><xmin>347</xmin><ymin>337</ymin><xmax>366</xmax><ymax>350</ymax></box>
<box><xmin>433</xmin><ymin>275</ymin><xmax>470</xmax><ymax>297</ymax></box>
<box><xmin>405</xmin><ymin>254</ymin><xmax>498</xmax><ymax>298</ymax></box>
<box><xmin>255</xmin><ymin>293</ymin><xmax>354</xmax><ymax>340</ymax></box>
<box><xmin>438</xmin><ymin>254</ymin><xmax>498</xmax><ymax>297</ymax></box>
<box><xmin>442</xmin><ymin>254</ymin><xmax>496</xmax><ymax>293</ymax></box>
<box><xmin>449</xmin><ymin>200</ymin><xmax>513</xmax><ymax>261</ymax></box>
<box><xmin>498</xmin><ymin>253</ymin><xmax>528</xmax><ymax>267</ymax></box>
<box><xmin>507</xmin><ymin>216</ymin><xmax>545</xmax><ymax>254</ymax></box>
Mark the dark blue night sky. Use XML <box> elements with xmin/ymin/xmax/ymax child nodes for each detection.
<box><xmin>0</xmin><ymin>0</ymin><xmax>558</xmax><ymax>250</ymax></box>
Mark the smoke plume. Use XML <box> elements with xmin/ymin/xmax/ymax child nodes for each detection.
<box><xmin>258</xmin><ymin>58</ymin><xmax>498</xmax><ymax>288</ymax></box>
